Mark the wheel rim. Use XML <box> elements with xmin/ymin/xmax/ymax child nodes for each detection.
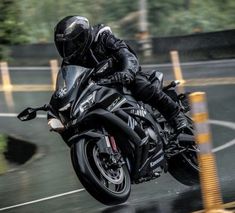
<box><xmin>85</xmin><ymin>141</ymin><xmax>128</xmax><ymax>194</ymax></box>
<box><xmin>93</xmin><ymin>146</ymin><xmax>124</xmax><ymax>185</ymax></box>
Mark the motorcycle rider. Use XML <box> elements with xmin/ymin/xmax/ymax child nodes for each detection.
<box><xmin>53</xmin><ymin>16</ymin><xmax>187</xmax><ymax>132</ymax></box>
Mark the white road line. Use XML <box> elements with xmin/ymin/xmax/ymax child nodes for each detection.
<box><xmin>9</xmin><ymin>67</ymin><xmax>50</xmax><ymax>71</ymax></box>
<box><xmin>0</xmin><ymin>188</ymin><xmax>85</xmax><ymax>211</ymax></box>
<box><xmin>213</xmin><ymin>138</ymin><xmax>235</xmax><ymax>153</ymax></box>
<box><xmin>209</xmin><ymin>119</ymin><xmax>235</xmax><ymax>130</ymax></box>
<box><xmin>0</xmin><ymin>113</ymin><xmax>46</xmax><ymax>118</ymax></box>
<box><xmin>209</xmin><ymin>119</ymin><xmax>235</xmax><ymax>153</ymax></box>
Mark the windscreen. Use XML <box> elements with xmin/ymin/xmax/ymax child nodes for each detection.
<box><xmin>56</xmin><ymin>65</ymin><xmax>89</xmax><ymax>97</ymax></box>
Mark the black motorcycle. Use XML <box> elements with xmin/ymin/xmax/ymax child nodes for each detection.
<box><xmin>18</xmin><ymin>60</ymin><xmax>199</xmax><ymax>205</ymax></box>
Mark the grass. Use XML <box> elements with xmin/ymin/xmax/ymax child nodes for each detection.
<box><xmin>0</xmin><ymin>134</ymin><xmax>7</xmax><ymax>152</ymax></box>
<box><xmin>0</xmin><ymin>134</ymin><xmax>7</xmax><ymax>174</ymax></box>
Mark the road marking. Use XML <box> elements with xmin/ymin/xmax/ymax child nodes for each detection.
<box><xmin>210</xmin><ymin>120</ymin><xmax>235</xmax><ymax>153</ymax></box>
<box><xmin>0</xmin><ymin>84</ymin><xmax>53</xmax><ymax>92</ymax></box>
<box><xmin>210</xmin><ymin>120</ymin><xmax>235</xmax><ymax>130</ymax></box>
<box><xmin>183</xmin><ymin>77</ymin><xmax>235</xmax><ymax>86</ymax></box>
<box><xmin>0</xmin><ymin>113</ymin><xmax>46</xmax><ymax>118</ymax></box>
<box><xmin>8</xmin><ymin>67</ymin><xmax>50</xmax><ymax>70</ymax></box>
<box><xmin>213</xmin><ymin>138</ymin><xmax>235</xmax><ymax>153</ymax></box>
<box><xmin>0</xmin><ymin>188</ymin><xmax>85</xmax><ymax>211</ymax></box>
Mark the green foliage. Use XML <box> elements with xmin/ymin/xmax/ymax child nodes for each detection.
<box><xmin>19</xmin><ymin>0</ymin><xmax>137</xmax><ymax>42</ymax></box>
<box><xmin>1</xmin><ymin>0</ymin><xmax>235</xmax><ymax>46</ymax></box>
<box><xmin>0</xmin><ymin>135</ymin><xmax>7</xmax><ymax>152</ymax></box>
<box><xmin>149</xmin><ymin>0</ymin><xmax>235</xmax><ymax>36</ymax></box>
<box><xmin>0</xmin><ymin>0</ymin><xmax>28</xmax><ymax>59</ymax></box>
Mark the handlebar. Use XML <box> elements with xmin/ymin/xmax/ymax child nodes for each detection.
<box><xmin>163</xmin><ymin>80</ymin><xmax>180</xmax><ymax>91</ymax></box>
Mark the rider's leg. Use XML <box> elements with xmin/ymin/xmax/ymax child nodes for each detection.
<box><xmin>130</xmin><ymin>72</ymin><xmax>187</xmax><ymax>132</ymax></box>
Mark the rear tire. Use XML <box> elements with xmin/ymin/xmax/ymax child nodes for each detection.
<box><xmin>168</xmin><ymin>152</ymin><xmax>199</xmax><ymax>186</ymax></box>
<box><xmin>168</xmin><ymin>117</ymin><xmax>200</xmax><ymax>186</ymax></box>
<box><xmin>71</xmin><ymin>138</ymin><xmax>131</xmax><ymax>205</ymax></box>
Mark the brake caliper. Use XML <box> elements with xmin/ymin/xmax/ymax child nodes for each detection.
<box><xmin>97</xmin><ymin>135</ymin><xmax>124</xmax><ymax>169</ymax></box>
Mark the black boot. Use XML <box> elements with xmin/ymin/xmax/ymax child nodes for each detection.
<box><xmin>140</xmin><ymin>88</ymin><xmax>187</xmax><ymax>132</ymax></box>
<box><xmin>168</xmin><ymin>111</ymin><xmax>187</xmax><ymax>132</ymax></box>
<box><xmin>130</xmin><ymin>72</ymin><xmax>187</xmax><ymax>132</ymax></box>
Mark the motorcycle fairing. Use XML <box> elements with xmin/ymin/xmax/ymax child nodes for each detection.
<box><xmin>49</xmin><ymin>65</ymin><xmax>166</xmax><ymax>180</ymax></box>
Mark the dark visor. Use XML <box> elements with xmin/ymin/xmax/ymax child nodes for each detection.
<box><xmin>55</xmin><ymin>31</ymin><xmax>88</xmax><ymax>58</ymax></box>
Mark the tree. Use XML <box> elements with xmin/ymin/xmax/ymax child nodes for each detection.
<box><xmin>0</xmin><ymin>0</ymin><xmax>28</xmax><ymax>59</ymax></box>
<box><xmin>2</xmin><ymin>0</ymin><xmax>235</xmax><ymax>47</ymax></box>
<box><xmin>148</xmin><ymin>0</ymin><xmax>235</xmax><ymax>36</ymax></box>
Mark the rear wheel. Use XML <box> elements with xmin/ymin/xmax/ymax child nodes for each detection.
<box><xmin>168</xmin><ymin>117</ymin><xmax>200</xmax><ymax>186</ymax></box>
<box><xmin>71</xmin><ymin>138</ymin><xmax>131</xmax><ymax>205</ymax></box>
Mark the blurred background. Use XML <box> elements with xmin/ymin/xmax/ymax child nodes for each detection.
<box><xmin>1</xmin><ymin>0</ymin><xmax>235</xmax><ymax>64</ymax></box>
<box><xmin>0</xmin><ymin>1</ymin><xmax>235</xmax><ymax>213</ymax></box>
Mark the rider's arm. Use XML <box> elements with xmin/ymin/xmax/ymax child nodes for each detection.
<box><xmin>100</xmin><ymin>31</ymin><xmax>139</xmax><ymax>76</ymax></box>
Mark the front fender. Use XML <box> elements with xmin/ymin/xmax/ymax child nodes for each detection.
<box><xmin>70</xmin><ymin>138</ymin><xmax>87</xmax><ymax>176</ymax></box>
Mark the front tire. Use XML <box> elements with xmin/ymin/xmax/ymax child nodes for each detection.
<box><xmin>71</xmin><ymin>138</ymin><xmax>131</xmax><ymax>205</ymax></box>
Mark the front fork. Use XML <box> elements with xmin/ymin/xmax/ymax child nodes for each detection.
<box><xmin>97</xmin><ymin>128</ymin><xmax>125</xmax><ymax>169</ymax></box>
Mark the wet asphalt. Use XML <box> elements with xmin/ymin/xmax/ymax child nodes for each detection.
<box><xmin>0</xmin><ymin>59</ymin><xmax>235</xmax><ymax>213</ymax></box>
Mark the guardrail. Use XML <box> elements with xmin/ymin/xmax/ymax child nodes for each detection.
<box><xmin>0</xmin><ymin>60</ymin><xmax>58</xmax><ymax>111</ymax></box>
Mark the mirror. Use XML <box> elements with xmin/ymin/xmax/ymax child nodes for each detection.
<box><xmin>17</xmin><ymin>108</ymin><xmax>37</xmax><ymax>121</ymax></box>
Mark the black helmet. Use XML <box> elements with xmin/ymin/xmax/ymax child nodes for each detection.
<box><xmin>54</xmin><ymin>16</ymin><xmax>93</xmax><ymax>62</ymax></box>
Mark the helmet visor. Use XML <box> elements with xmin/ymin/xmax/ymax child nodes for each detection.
<box><xmin>55</xmin><ymin>31</ymin><xmax>89</xmax><ymax>59</ymax></box>
<box><xmin>55</xmin><ymin>40</ymin><xmax>77</xmax><ymax>58</ymax></box>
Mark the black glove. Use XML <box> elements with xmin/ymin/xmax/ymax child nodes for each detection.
<box><xmin>109</xmin><ymin>72</ymin><xmax>134</xmax><ymax>85</ymax></box>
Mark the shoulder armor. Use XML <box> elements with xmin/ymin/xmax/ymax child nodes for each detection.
<box><xmin>94</xmin><ymin>26</ymin><xmax>112</xmax><ymax>42</ymax></box>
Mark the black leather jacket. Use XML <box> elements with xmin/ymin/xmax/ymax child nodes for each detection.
<box><xmin>62</xmin><ymin>24</ymin><xmax>139</xmax><ymax>76</ymax></box>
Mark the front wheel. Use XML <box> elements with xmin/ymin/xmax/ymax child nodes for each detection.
<box><xmin>71</xmin><ymin>138</ymin><xmax>131</xmax><ymax>205</ymax></box>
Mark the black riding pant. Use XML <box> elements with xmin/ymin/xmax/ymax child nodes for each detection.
<box><xmin>130</xmin><ymin>71</ymin><xmax>179</xmax><ymax>120</ymax></box>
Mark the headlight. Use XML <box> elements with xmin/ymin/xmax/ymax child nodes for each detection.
<box><xmin>79</xmin><ymin>91</ymin><xmax>96</xmax><ymax>113</ymax></box>
<box><xmin>48</xmin><ymin>118</ymin><xmax>65</xmax><ymax>132</ymax></box>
